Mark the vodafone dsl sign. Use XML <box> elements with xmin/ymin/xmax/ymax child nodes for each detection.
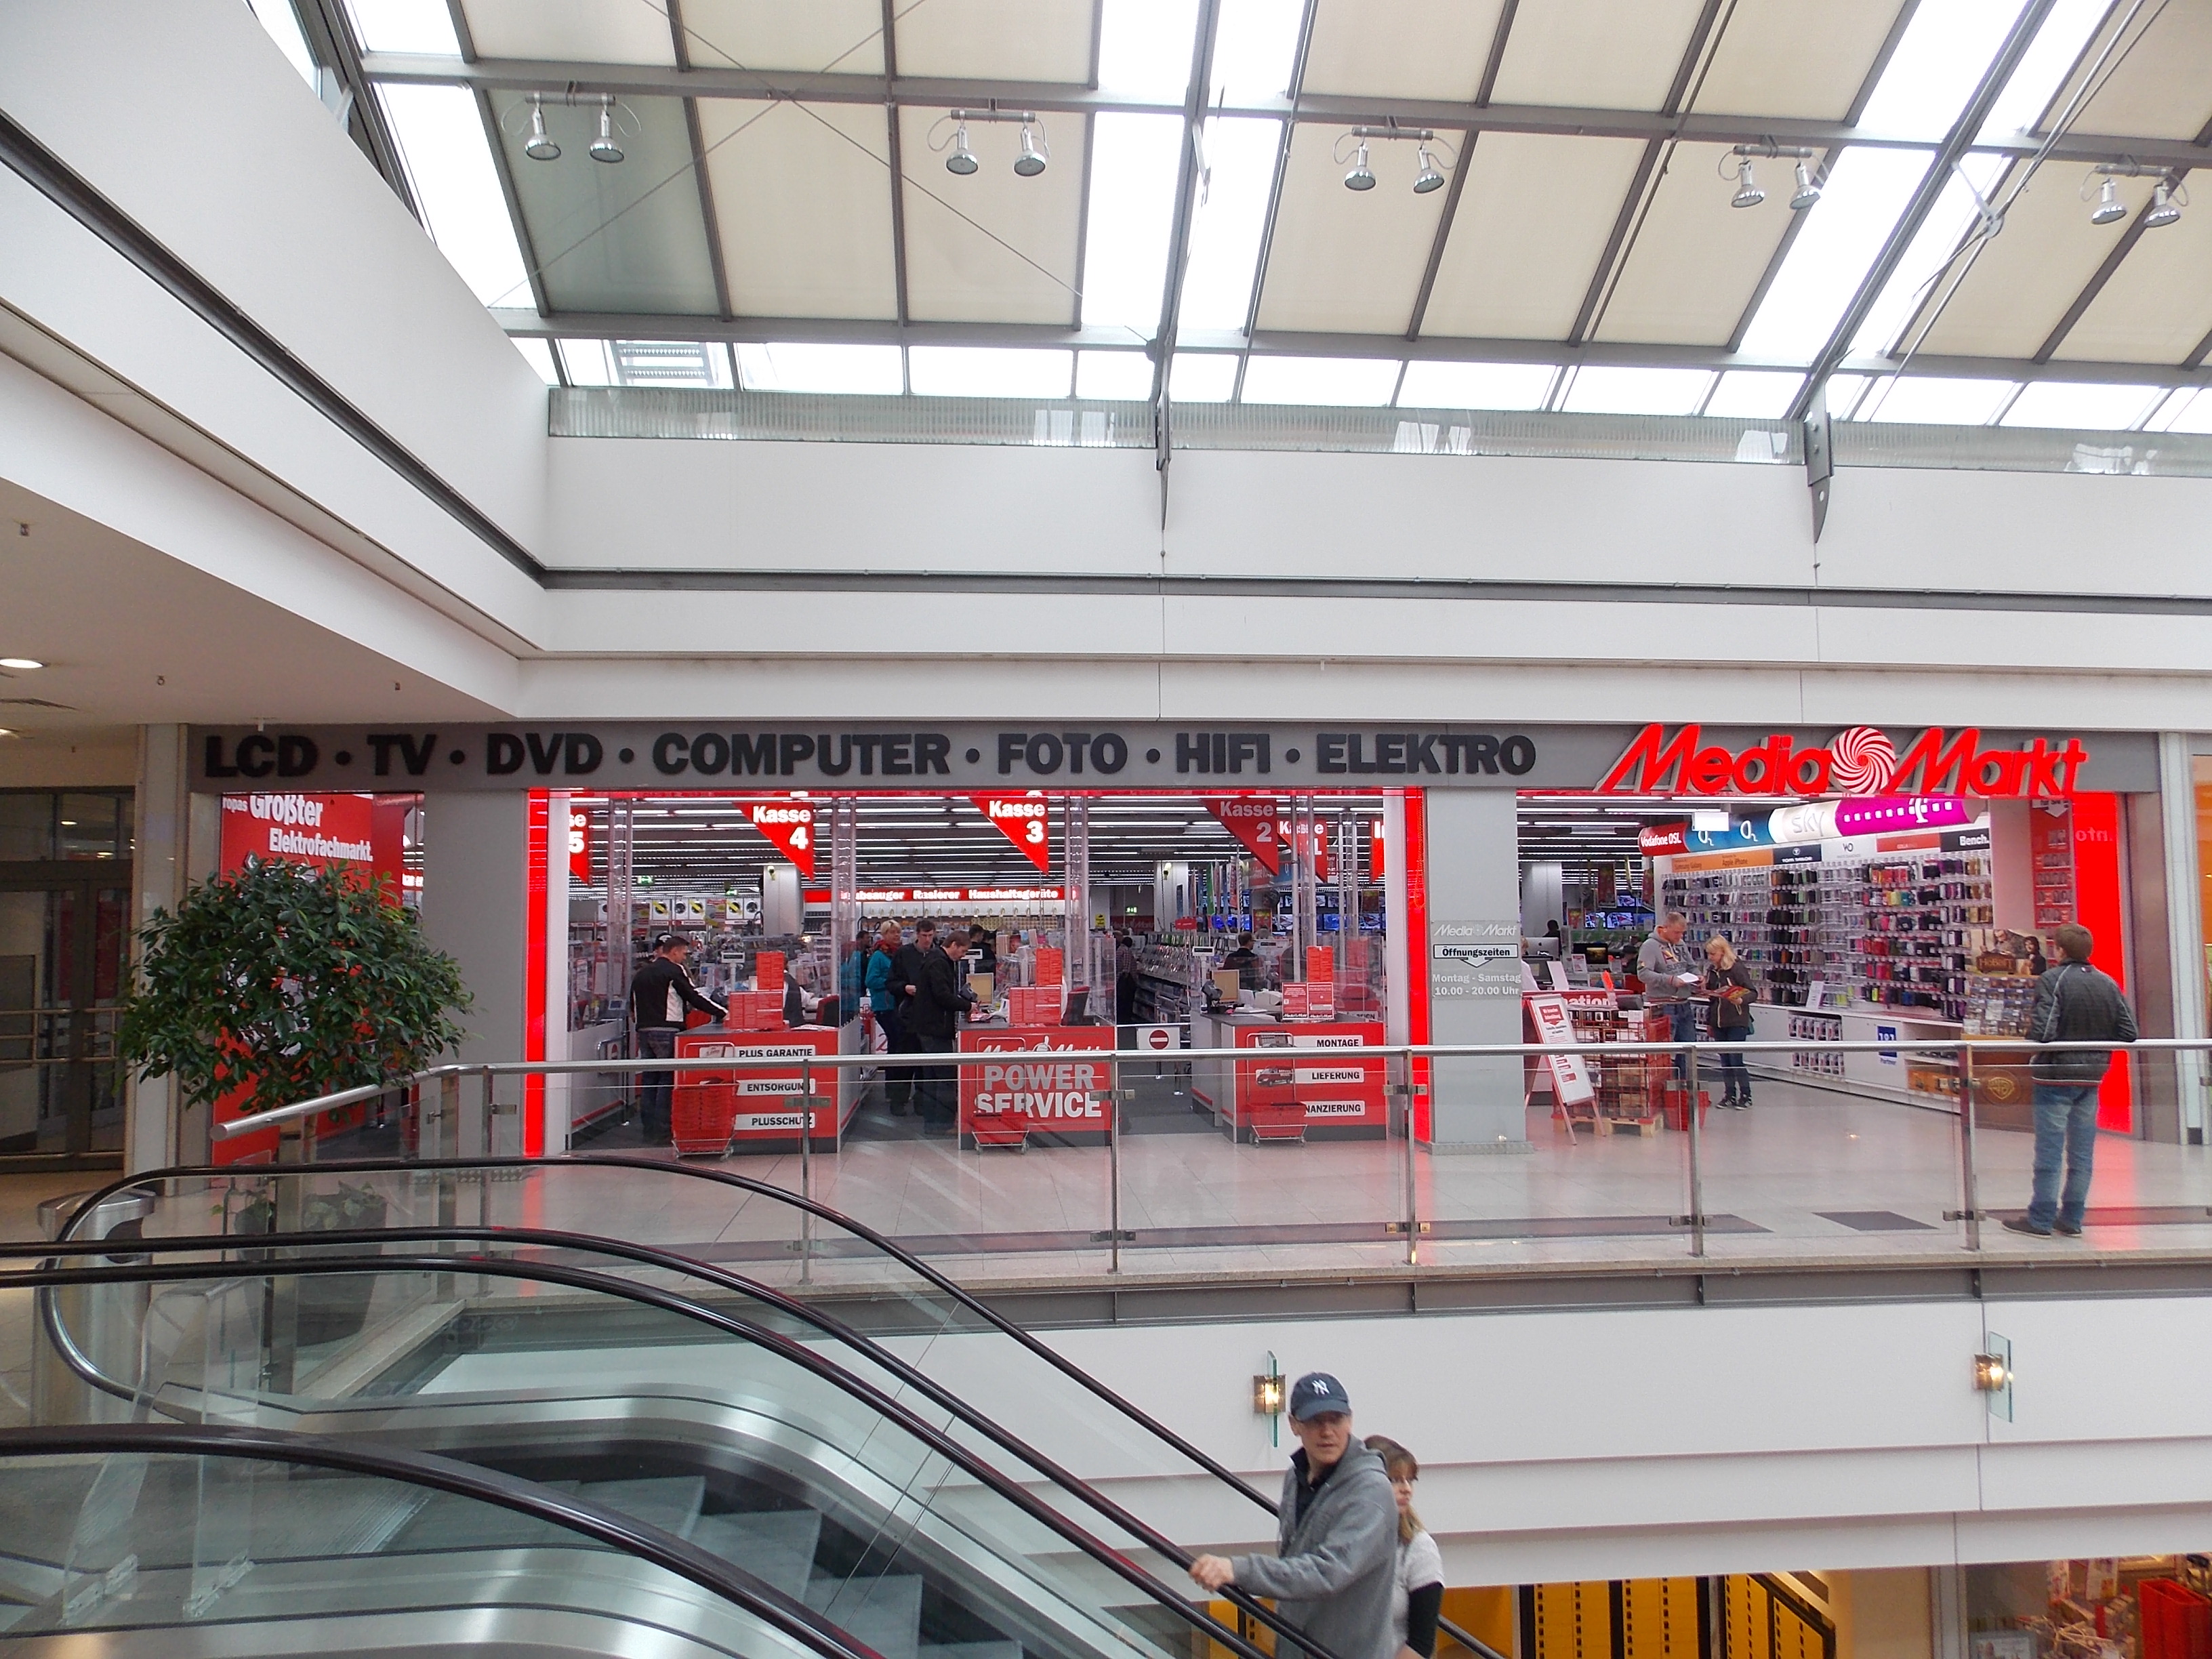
<box><xmin>1599</xmin><ymin>725</ymin><xmax>2089</xmax><ymax>798</ymax></box>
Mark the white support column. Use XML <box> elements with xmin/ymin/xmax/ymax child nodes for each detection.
<box><xmin>127</xmin><ymin>724</ymin><xmax>210</xmax><ymax>1172</ymax></box>
<box><xmin>2159</xmin><ymin>733</ymin><xmax>2206</xmax><ymax>1142</ymax></box>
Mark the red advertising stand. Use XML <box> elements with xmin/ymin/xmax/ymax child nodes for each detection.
<box><xmin>959</xmin><ymin>1025</ymin><xmax>1117</xmax><ymax>1150</ymax></box>
<box><xmin>670</xmin><ymin>1025</ymin><xmax>845</xmax><ymax>1155</ymax></box>
<box><xmin>1231</xmin><ymin>1022</ymin><xmax>1387</xmax><ymax>1143</ymax></box>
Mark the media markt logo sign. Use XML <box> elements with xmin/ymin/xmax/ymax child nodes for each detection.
<box><xmin>1431</xmin><ymin>920</ymin><xmax>1522</xmax><ymax>999</ymax></box>
<box><xmin>1597</xmin><ymin>724</ymin><xmax>2089</xmax><ymax>798</ymax></box>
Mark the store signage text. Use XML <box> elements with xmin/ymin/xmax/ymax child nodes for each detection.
<box><xmin>1598</xmin><ymin>724</ymin><xmax>2089</xmax><ymax>798</ymax></box>
<box><xmin>746</xmin><ymin>800</ymin><xmax>815</xmax><ymax>876</ymax></box>
<box><xmin>1315</xmin><ymin>733</ymin><xmax>1535</xmax><ymax>776</ymax></box>
<box><xmin>1206</xmin><ymin>798</ymin><xmax>1282</xmax><ymax>872</ymax></box>
<box><xmin>972</xmin><ymin>794</ymin><xmax>1052</xmax><ymax>870</ymax></box>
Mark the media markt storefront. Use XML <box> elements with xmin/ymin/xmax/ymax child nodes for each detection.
<box><xmin>186</xmin><ymin>720</ymin><xmax>2179</xmax><ymax>1168</ymax></box>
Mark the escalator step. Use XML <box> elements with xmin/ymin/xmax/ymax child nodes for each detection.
<box><xmin>687</xmin><ymin>1509</ymin><xmax>821</xmax><ymax>1600</ymax></box>
<box><xmin>571</xmin><ymin>1477</ymin><xmax>706</xmax><ymax>1540</ymax></box>
<box><xmin>807</xmin><ymin>1572</ymin><xmax>923</xmax><ymax>1659</ymax></box>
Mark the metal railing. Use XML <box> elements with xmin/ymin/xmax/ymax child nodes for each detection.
<box><xmin>218</xmin><ymin>1033</ymin><xmax>2207</xmax><ymax>1270</ymax></box>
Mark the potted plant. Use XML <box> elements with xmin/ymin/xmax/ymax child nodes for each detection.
<box><xmin>120</xmin><ymin>858</ymin><xmax>470</xmax><ymax>1347</ymax></box>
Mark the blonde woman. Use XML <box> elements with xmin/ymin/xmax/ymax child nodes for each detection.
<box><xmin>1364</xmin><ymin>1437</ymin><xmax>1443</xmax><ymax>1659</ymax></box>
<box><xmin>1703</xmin><ymin>935</ymin><xmax>1756</xmax><ymax>1109</ymax></box>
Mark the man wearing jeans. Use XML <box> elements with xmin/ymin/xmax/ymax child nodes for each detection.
<box><xmin>1637</xmin><ymin>912</ymin><xmax>1703</xmax><ymax>1077</ymax></box>
<box><xmin>2003</xmin><ymin>922</ymin><xmax>2136</xmax><ymax>1239</ymax></box>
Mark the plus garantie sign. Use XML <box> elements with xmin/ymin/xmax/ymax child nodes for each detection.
<box><xmin>1597</xmin><ymin>724</ymin><xmax>2089</xmax><ymax>798</ymax></box>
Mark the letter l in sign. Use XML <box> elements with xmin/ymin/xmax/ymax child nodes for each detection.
<box><xmin>970</xmin><ymin>795</ymin><xmax>1053</xmax><ymax>872</ymax></box>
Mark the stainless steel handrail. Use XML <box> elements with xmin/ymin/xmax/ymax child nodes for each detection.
<box><xmin>215</xmin><ymin>1034</ymin><xmax>2172</xmax><ymax>1137</ymax></box>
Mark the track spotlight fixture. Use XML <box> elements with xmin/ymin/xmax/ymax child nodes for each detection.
<box><xmin>1732</xmin><ymin>159</ymin><xmax>1765</xmax><ymax>209</ymax></box>
<box><xmin>1723</xmin><ymin>144</ymin><xmax>1816</xmax><ymax>211</ymax></box>
<box><xmin>2089</xmin><ymin>176</ymin><xmax>2126</xmax><ymax>225</ymax></box>
<box><xmin>590</xmin><ymin>96</ymin><xmax>624</xmax><ymax>163</ymax></box>
<box><xmin>1015</xmin><ymin>119</ymin><xmax>1048</xmax><ymax>176</ymax></box>
<box><xmin>1335</xmin><ymin>126</ymin><xmax>1455</xmax><ymax>196</ymax></box>
<box><xmin>946</xmin><ymin>121</ymin><xmax>978</xmax><ymax>174</ymax></box>
<box><xmin>2143</xmin><ymin>178</ymin><xmax>2183</xmax><ymax>228</ymax></box>
<box><xmin>1789</xmin><ymin>160</ymin><xmax>1821</xmax><ymax>211</ymax></box>
<box><xmin>524</xmin><ymin>95</ymin><xmax>560</xmax><ymax>161</ymax></box>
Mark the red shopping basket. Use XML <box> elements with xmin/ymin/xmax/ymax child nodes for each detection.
<box><xmin>1659</xmin><ymin>1084</ymin><xmax>1710</xmax><ymax>1132</ymax></box>
<box><xmin>2142</xmin><ymin>1580</ymin><xmax>2212</xmax><ymax>1659</ymax></box>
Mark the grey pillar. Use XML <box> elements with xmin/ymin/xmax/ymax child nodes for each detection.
<box><xmin>1422</xmin><ymin>789</ymin><xmax>1527</xmax><ymax>1151</ymax></box>
<box><xmin>419</xmin><ymin>792</ymin><xmax>528</xmax><ymax>1066</ymax></box>
<box><xmin>127</xmin><ymin>725</ymin><xmax>216</xmax><ymax>1170</ymax></box>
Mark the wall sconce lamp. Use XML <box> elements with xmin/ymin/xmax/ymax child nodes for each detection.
<box><xmin>1254</xmin><ymin>1353</ymin><xmax>1286</xmax><ymax>1446</ymax></box>
<box><xmin>1974</xmin><ymin>1334</ymin><xmax>2013</xmax><ymax>1421</ymax></box>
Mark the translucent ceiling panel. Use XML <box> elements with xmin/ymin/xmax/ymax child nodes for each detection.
<box><xmin>899</xmin><ymin>109</ymin><xmax>1087</xmax><ymax>324</ymax></box>
<box><xmin>459</xmin><ymin>0</ymin><xmax>678</xmax><ymax>64</ymax></box>
<box><xmin>1999</xmin><ymin>382</ymin><xmax>2163</xmax><ymax>428</ymax></box>
<box><xmin>1210</xmin><ymin>0</ymin><xmax>1303</xmax><ymax>102</ymax></box>
<box><xmin>1848</xmin><ymin>153</ymin><xmax>2006</xmax><ymax>356</ymax></box>
<box><xmin>895</xmin><ymin>0</ymin><xmax>1093</xmax><ymax>82</ymax></box>
<box><xmin>2039</xmin><ymin>1</ymin><xmax>2212</xmax><ymax>140</ymax></box>
<box><xmin>678</xmin><ymin>0</ymin><xmax>885</xmax><ymax>74</ymax></box>
<box><xmin>737</xmin><ymin>342</ymin><xmax>903</xmax><ymax>394</ymax></box>
<box><xmin>1559</xmin><ymin>365</ymin><xmax>1714</xmax><ymax>415</ymax></box>
<box><xmin>1852</xmin><ymin>375</ymin><xmax>2015</xmax><ymax>424</ymax></box>
<box><xmin>1170</xmin><ymin>352</ymin><xmax>1240</xmax><ymax>401</ymax></box>
<box><xmin>1179</xmin><ymin>117</ymin><xmax>1282</xmax><ymax>331</ymax></box>
<box><xmin>1685</xmin><ymin>0</ymin><xmax>1906</xmax><ymax>120</ymax></box>
<box><xmin>510</xmin><ymin>336</ymin><xmax>560</xmax><ymax>384</ymax></box>
<box><xmin>1254</xmin><ymin>125</ymin><xmax>1449</xmax><ymax>332</ymax></box>
<box><xmin>909</xmin><ymin>346</ymin><xmax>1074</xmax><ymax>396</ymax></box>
<box><xmin>1979</xmin><ymin>0</ymin><xmax>2112</xmax><ymax>138</ymax></box>
<box><xmin>1735</xmin><ymin>145</ymin><xmax>1930</xmax><ymax>360</ymax></box>
<box><xmin>1299</xmin><ymin>0</ymin><xmax>1506</xmax><ymax>100</ymax></box>
<box><xmin>1098</xmin><ymin>0</ymin><xmax>1201</xmax><ymax>98</ymax></box>
<box><xmin>1488</xmin><ymin>0</ymin><xmax>1709</xmax><ymax>111</ymax></box>
<box><xmin>2054</xmin><ymin>204</ymin><xmax>2212</xmax><ymax>365</ymax></box>
<box><xmin>491</xmin><ymin>94</ymin><xmax>720</xmax><ymax>314</ymax></box>
<box><xmin>1704</xmin><ymin>369</ymin><xmax>1804</xmax><ymax>417</ymax></box>
<box><xmin>1397</xmin><ymin>360</ymin><xmax>1555</xmax><ymax>409</ymax></box>
<box><xmin>1916</xmin><ymin>163</ymin><xmax>2160</xmax><ymax>358</ymax></box>
<box><xmin>699</xmin><ymin>101</ymin><xmax>897</xmax><ymax>320</ymax></box>
<box><xmin>1239</xmin><ymin>356</ymin><xmax>1400</xmax><ymax>405</ymax></box>
<box><xmin>1420</xmin><ymin>133</ymin><xmax>1648</xmax><ymax>340</ymax></box>
<box><xmin>1853</xmin><ymin>0</ymin><xmax>2031</xmax><ymax>141</ymax></box>
<box><xmin>1080</xmin><ymin>113</ymin><xmax>1185</xmax><ymax>333</ymax></box>
<box><xmin>1076</xmin><ymin>350</ymin><xmax>1155</xmax><ymax>399</ymax></box>
<box><xmin>377</xmin><ymin>84</ymin><xmax>533</xmax><ymax>307</ymax></box>
<box><xmin>1591</xmin><ymin>142</ymin><xmax>1798</xmax><ymax>346</ymax></box>
<box><xmin>342</xmin><ymin>0</ymin><xmax>461</xmax><ymax>54</ymax></box>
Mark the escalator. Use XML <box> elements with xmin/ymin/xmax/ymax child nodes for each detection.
<box><xmin>23</xmin><ymin>1158</ymin><xmax>1504</xmax><ymax>1659</ymax></box>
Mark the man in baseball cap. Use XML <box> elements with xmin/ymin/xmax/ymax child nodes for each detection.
<box><xmin>1189</xmin><ymin>1372</ymin><xmax>1397</xmax><ymax>1659</ymax></box>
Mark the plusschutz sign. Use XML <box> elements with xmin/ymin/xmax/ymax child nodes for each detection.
<box><xmin>1599</xmin><ymin>724</ymin><xmax>2090</xmax><ymax>798</ymax></box>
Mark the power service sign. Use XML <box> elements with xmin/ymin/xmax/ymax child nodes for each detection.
<box><xmin>959</xmin><ymin>1026</ymin><xmax>1117</xmax><ymax>1146</ymax></box>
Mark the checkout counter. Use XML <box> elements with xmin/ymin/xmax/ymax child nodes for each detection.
<box><xmin>1190</xmin><ymin>1005</ymin><xmax>1388</xmax><ymax>1143</ymax></box>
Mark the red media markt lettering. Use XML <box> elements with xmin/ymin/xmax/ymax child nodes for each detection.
<box><xmin>1597</xmin><ymin>724</ymin><xmax>2088</xmax><ymax>798</ymax></box>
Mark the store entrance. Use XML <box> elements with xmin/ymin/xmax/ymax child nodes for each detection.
<box><xmin>0</xmin><ymin>869</ymin><xmax>130</xmax><ymax>1163</ymax></box>
<box><xmin>554</xmin><ymin>790</ymin><xmax>1394</xmax><ymax>1153</ymax></box>
<box><xmin>1515</xmin><ymin>790</ymin><xmax>2137</xmax><ymax>1135</ymax></box>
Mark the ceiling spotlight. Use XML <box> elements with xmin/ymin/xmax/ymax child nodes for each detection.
<box><xmin>0</xmin><ymin>658</ymin><xmax>41</xmax><ymax>670</ymax></box>
<box><xmin>2090</xmin><ymin>176</ymin><xmax>2127</xmax><ymax>225</ymax></box>
<box><xmin>946</xmin><ymin>121</ymin><xmax>978</xmax><ymax>176</ymax></box>
<box><xmin>1789</xmin><ymin>160</ymin><xmax>1821</xmax><ymax>211</ymax></box>
<box><xmin>524</xmin><ymin>96</ymin><xmax>560</xmax><ymax>161</ymax></box>
<box><xmin>1412</xmin><ymin>144</ymin><xmax>1445</xmax><ymax>194</ymax></box>
<box><xmin>589</xmin><ymin>98</ymin><xmax>623</xmax><ymax>164</ymax></box>
<box><xmin>2144</xmin><ymin>178</ymin><xmax>2182</xmax><ymax>228</ymax></box>
<box><xmin>1014</xmin><ymin>119</ymin><xmax>1047</xmax><ymax>177</ymax></box>
<box><xmin>1731</xmin><ymin>159</ymin><xmax>1765</xmax><ymax>209</ymax></box>
<box><xmin>1344</xmin><ymin>140</ymin><xmax>1375</xmax><ymax>192</ymax></box>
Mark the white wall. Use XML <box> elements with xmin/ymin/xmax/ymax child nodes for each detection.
<box><xmin>865</xmin><ymin>1291</ymin><xmax>2212</xmax><ymax>1585</ymax></box>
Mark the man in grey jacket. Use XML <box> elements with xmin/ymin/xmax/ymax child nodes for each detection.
<box><xmin>2004</xmin><ymin>922</ymin><xmax>2137</xmax><ymax>1240</ymax></box>
<box><xmin>1188</xmin><ymin>1372</ymin><xmax>1398</xmax><ymax>1659</ymax></box>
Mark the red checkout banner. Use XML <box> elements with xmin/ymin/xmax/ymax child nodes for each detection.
<box><xmin>959</xmin><ymin>1025</ymin><xmax>1118</xmax><ymax>1145</ymax></box>
<box><xmin>970</xmin><ymin>794</ymin><xmax>1053</xmax><ymax>872</ymax></box>
<box><xmin>1205</xmin><ymin>796</ymin><xmax>1282</xmax><ymax>873</ymax></box>
<box><xmin>744</xmin><ymin>798</ymin><xmax>817</xmax><ymax>876</ymax></box>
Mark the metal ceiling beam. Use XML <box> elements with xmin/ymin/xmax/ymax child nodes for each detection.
<box><xmin>880</xmin><ymin>0</ymin><xmax>911</xmax><ymax>335</ymax></box>
<box><xmin>1404</xmin><ymin>0</ymin><xmax>1517</xmax><ymax>341</ymax></box>
<box><xmin>490</xmin><ymin>308</ymin><xmax>2212</xmax><ymax>388</ymax></box>
<box><xmin>666</xmin><ymin>0</ymin><xmax>734</xmax><ymax>322</ymax></box>
<box><xmin>1147</xmin><ymin>0</ymin><xmax>1223</xmax><ymax>492</ymax></box>
<box><xmin>1786</xmin><ymin>0</ymin><xmax>2064</xmax><ymax>422</ymax></box>
<box><xmin>295</xmin><ymin>0</ymin><xmax>419</xmax><ymax>220</ymax></box>
<box><xmin>360</xmin><ymin>54</ymin><xmax>2212</xmax><ymax>173</ymax></box>
<box><xmin>1237</xmin><ymin>0</ymin><xmax>1322</xmax><ymax>344</ymax></box>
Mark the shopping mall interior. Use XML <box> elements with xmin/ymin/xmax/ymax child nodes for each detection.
<box><xmin>9</xmin><ymin>0</ymin><xmax>2212</xmax><ymax>1654</ymax></box>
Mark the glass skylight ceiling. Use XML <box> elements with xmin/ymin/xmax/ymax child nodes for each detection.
<box><xmin>270</xmin><ymin>0</ymin><xmax>2212</xmax><ymax>430</ymax></box>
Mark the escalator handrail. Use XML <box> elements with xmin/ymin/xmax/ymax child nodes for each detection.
<box><xmin>11</xmin><ymin>1248</ymin><xmax>1317</xmax><ymax>1659</ymax></box>
<box><xmin>0</xmin><ymin>1419</ymin><xmax>893</xmax><ymax>1659</ymax></box>
<box><xmin>25</xmin><ymin>1220</ymin><xmax>1299</xmax><ymax>1625</ymax></box>
<box><xmin>62</xmin><ymin>1154</ymin><xmax>1280</xmax><ymax>1515</ymax></box>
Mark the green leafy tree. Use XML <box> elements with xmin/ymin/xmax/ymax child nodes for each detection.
<box><xmin>119</xmin><ymin>858</ymin><xmax>471</xmax><ymax>1117</ymax></box>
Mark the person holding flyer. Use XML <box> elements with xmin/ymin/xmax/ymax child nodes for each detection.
<box><xmin>1636</xmin><ymin>913</ymin><xmax>1702</xmax><ymax>1077</ymax></box>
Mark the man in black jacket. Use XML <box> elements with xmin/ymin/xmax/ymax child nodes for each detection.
<box><xmin>899</xmin><ymin>921</ymin><xmax>970</xmax><ymax>1136</ymax></box>
<box><xmin>2005</xmin><ymin>922</ymin><xmax>2137</xmax><ymax>1239</ymax></box>
<box><xmin>629</xmin><ymin>933</ymin><xmax>727</xmax><ymax>1145</ymax></box>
